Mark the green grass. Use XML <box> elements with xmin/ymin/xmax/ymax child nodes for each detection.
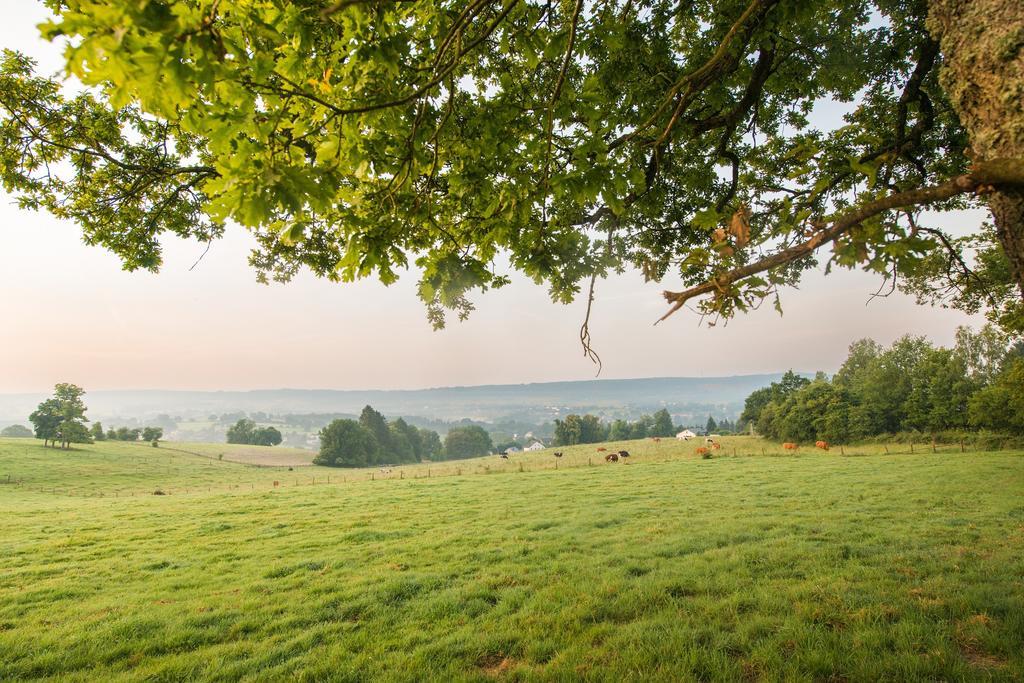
<box><xmin>1</xmin><ymin>437</ymin><xmax>1022</xmax><ymax>680</ymax></box>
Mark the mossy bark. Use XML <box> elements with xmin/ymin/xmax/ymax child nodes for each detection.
<box><xmin>929</xmin><ymin>0</ymin><xmax>1024</xmax><ymax>296</ymax></box>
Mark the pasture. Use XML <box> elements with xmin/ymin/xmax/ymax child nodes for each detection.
<box><xmin>1</xmin><ymin>437</ymin><xmax>1022</xmax><ymax>680</ymax></box>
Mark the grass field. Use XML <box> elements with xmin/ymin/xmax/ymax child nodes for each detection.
<box><xmin>1</xmin><ymin>437</ymin><xmax>1022</xmax><ymax>680</ymax></box>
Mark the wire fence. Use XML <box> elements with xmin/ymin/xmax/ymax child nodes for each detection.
<box><xmin>1</xmin><ymin>438</ymin><xmax>1002</xmax><ymax>500</ymax></box>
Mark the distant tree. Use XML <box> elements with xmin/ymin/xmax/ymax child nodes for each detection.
<box><xmin>252</xmin><ymin>426</ymin><xmax>283</xmax><ymax>447</ymax></box>
<box><xmin>652</xmin><ymin>409</ymin><xmax>675</xmax><ymax>438</ymax></box>
<box><xmin>30</xmin><ymin>383</ymin><xmax>89</xmax><ymax>449</ymax></box>
<box><xmin>443</xmin><ymin>426</ymin><xmax>493</xmax><ymax>460</ymax></box>
<box><xmin>418</xmin><ymin>428</ymin><xmax>443</xmax><ymax>460</ymax></box>
<box><xmin>359</xmin><ymin>406</ymin><xmax>392</xmax><ymax>456</ymax></box>
<box><xmin>553</xmin><ymin>415</ymin><xmax>582</xmax><ymax>446</ymax></box>
<box><xmin>626</xmin><ymin>414</ymin><xmax>650</xmax><ymax>440</ymax></box>
<box><xmin>141</xmin><ymin>426</ymin><xmax>164</xmax><ymax>443</ymax></box>
<box><xmin>705</xmin><ymin>416</ymin><xmax>719</xmax><ymax>434</ymax></box>
<box><xmin>106</xmin><ymin>428</ymin><xmax>117</xmax><ymax>441</ymax></box>
<box><xmin>391</xmin><ymin>418</ymin><xmax>423</xmax><ymax>462</ymax></box>
<box><xmin>387</xmin><ymin>422</ymin><xmax>416</xmax><ymax>463</ymax></box>
<box><xmin>90</xmin><ymin>422</ymin><xmax>106</xmax><ymax>441</ymax></box>
<box><xmin>608</xmin><ymin>419</ymin><xmax>632</xmax><ymax>441</ymax></box>
<box><xmin>315</xmin><ymin>420</ymin><xmax>378</xmax><ymax>467</ymax></box>
<box><xmin>226</xmin><ymin>419</ymin><xmax>256</xmax><ymax>445</ymax></box>
<box><xmin>1</xmin><ymin>424</ymin><xmax>33</xmax><ymax>438</ymax></box>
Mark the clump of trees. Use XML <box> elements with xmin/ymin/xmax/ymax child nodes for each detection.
<box><xmin>1</xmin><ymin>424</ymin><xmax>33</xmax><ymax>438</ymax></box>
<box><xmin>98</xmin><ymin>425</ymin><xmax>164</xmax><ymax>443</ymax></box>
<box><xmin>555</xmin><ymin>408</ymin><xmax>679</xmax><ymax>446</ymax></box>
<box><xmin>29</xmin><ymin>383</ymin><xmax>90</xmax><ymax>449</ymax></box>
<box><xmin>742</xmin><ymin>327</ymin><xmax>1024</xmax><ymax>443</ymax></box>
<box><xmin>226</xmin><ymin>419</ymin><xmax>283</xmax><ymax>447</ymax></box>
<box><xmin>314</xmin><ymin>406</ymin><xmax>443</xmax><ymax>468</ymax></box>
<box><xmin>442</xmin><ymin>426</ymin><xmax>493</xmax><ymax>460</ymax></box>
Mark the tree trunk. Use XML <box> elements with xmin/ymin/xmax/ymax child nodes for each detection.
<box><xmin>929</xmin><ymin>0</ymin><xmax>1024</xmax><ymax>296</ymax></box>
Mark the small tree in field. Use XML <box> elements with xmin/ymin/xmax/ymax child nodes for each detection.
<box><xmin>90</xmin><ymin>422</ymin><xmax>106</xmax><ymax>441</ymax></box>
<box><xmin>142</xmin><ymin>427</ymin><xmax>164</xmax><ymax>444</ymax></box>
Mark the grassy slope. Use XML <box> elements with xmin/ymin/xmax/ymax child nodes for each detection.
<box><xmin>0</xmin><ymin>438</ymin><xmax>1022</xmax><ymax>681</ymax></box>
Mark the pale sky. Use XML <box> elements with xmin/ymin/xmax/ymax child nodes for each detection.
<box><xmin>0</xmin><ymin>4</ymin><xmax>986</xmax><ymax>393</ymax></box>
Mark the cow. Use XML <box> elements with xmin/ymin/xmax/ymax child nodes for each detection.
<box><xmin>597</xmin><ymin>447</ymin><xmax>607</xmax><ymax>452</ymax></box>
<box><xmin>815</xmin><ymin>440</ymin><xmax>829</xmax><ymax>450</ymax></box>
<box><xmin>553</xmin><ymin>451</ymin><xmax>563</xmax><ymax>458</ymax></box>
<box><xmin>618</xmin><ymin>450</ymin><xmax>630</xmax><ymax>458</ymax></box>
<box><xmin>695</xmin><ymin>446</ymin><xmax>709</xmax><ymax>457</ymax></box>
<box><xmin>783</xmin><ymin>442</ymin><xmax>798</xmax><ymax>451</ymax></box>
<box><xmin>651</xmin><ymin>437</ymin><xmax>661</xmax><ymax>443</ymax></box>
<box><xmin>499</xmin><ymin>454</ymin><xmax>509</xmax><ymax>460</ymax></box>
<box><xmin>605</xmin><ymin>452</ymin><xmax>619</xmax><ymax>462</ymax></box>
<box><xmin>706</xmin><ymin>437</ymin><xmax>715</xmax><ymax>444</ymax></box>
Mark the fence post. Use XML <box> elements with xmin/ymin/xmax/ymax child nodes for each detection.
<box><xmin>884</xmin><ymin>445</ymin><xmax>889</xmax><ymax>455</ymax></box>
<box><xmin>840</xmin><ymin>445</ymin><xmax>845</xmax><ymax>456</ymax></box>
<box><xmin>931</xmin><ymin>439</ymin><xmax>937</xmax><ymax>454</ymax></box>
<box><xmin>960</xmin><ymin>439</ymin><xmax>965</xmax><ymax>453</ymax></box>
<box><xmin>910</xmin><ymin>443</ymin><xmax>914</xmax><ymax>454</ymax></box>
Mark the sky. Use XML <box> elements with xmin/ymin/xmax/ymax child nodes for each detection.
<box><xmin>0</xmin><ymin>4</ymin><xmax>987</xmax><ymax>393</ymax></box>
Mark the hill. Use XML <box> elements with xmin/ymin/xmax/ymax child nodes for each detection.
<box><xmin>0</xmin><ymin>373</ymin><xmax>790</xmax><ymax>427</ymax></box>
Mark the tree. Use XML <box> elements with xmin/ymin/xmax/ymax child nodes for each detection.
<box><xmin>359</xmin><ymin>406</ymin><xmax>392</xmax><ymax>456</ymax></box>
<box><xmin>226</xmin><ymin>419</ymin><xmax>256</xmax><ymax>445</ymax></box>
<box><xmin>29</xmin><ymin>398</ymin><xmax>61</xmax><ymax>447</ymax></box>
<box><xmin>2</xmin><ymin>2</ymin><xmax>1022</xmax><ymax>341</ymax></box>
<box><xmin>141</xmin><ymin>426</ymin><xmax>164</xmax><ymax>443</ymax></box>
<box><xmin>1</xmin><ymin>424</ymin><xmax>33</xmax><ymax>438</ymax></box>
<box><xmin>443</xmin><ymin>426</ymin><xmax>493</xmax><ymax>460</ymax></box>
<box><xmin>253</xmin><ymin>426</ymin><xmax>283</xmax><ymax>446</ymax></box>
<box><xmin>419</xmin><ymin>428</ymin><xmax>443</xmax><ymax>461</ymax></box>
<box><xmin>314</xmin><ymin>419</ymin><xmax>378</xmax><ymax>467</ymax></box>
<box><xmin>89</xmin><ymin>422</ymin><xmax>105</xmax><ymax>441</ymax></box>
<box><xmin>969</xmin><ymin>358</ymin><xmax>1024</xmax><ymax>433</ymax></box>
<box><xmin>652</xmin><ymin>409</ymin><xmax>675</xmax><ymax>437</ymax></box>
<box><xmin>705</xmin><ymin>416</ymin><xmax>719</xmax><ymax>434</ymax></box>
<box><xmin>30</xmin><ymin>383</ymin><xmax>89</xmax><ymax>449</ymax></box>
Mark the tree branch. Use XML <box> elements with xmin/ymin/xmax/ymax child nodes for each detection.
<box><xmin>657</xmin><ymin>159</ymin><xmax>1024</xmax><ymax>322</ymax></box>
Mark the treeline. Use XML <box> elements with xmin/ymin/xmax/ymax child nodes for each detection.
<box><xmin>554</xmin><ymin>408</ymin><xmax>696</xmax><ymax>446</ymax></box>
<box><xmin>91</xmin><ymin>423</ymin><xmax>164</xmax><ymax>443</ymax></box>
<box><xmin>741</xmin><ymin>327</ymin><xmax>1024</xmax><ymax>443</ymax></box>
<box><xmin>226</xmin><ymin>419</ymin><xmax>283</xmax><ymax>447</ymax></box>
<box><xmin>314</xmin><ymin>406</ymin><xmax>445</xmax><ymax>468</ymax></box>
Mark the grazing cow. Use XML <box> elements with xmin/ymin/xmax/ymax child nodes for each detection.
<box><xmin>500</xmin><ymin>454</ymin><xmax>509</xmax><ymax>460</ymax></box>
<box><xmin>815</xmin><ymin>440</ymin><xmax>829</xmax><ymax>451</ymax></box>
<box><xmin>651</xmin><ymin>437</ymin><xmax>661</xmax><ymax>443</ymax></box>
<box><xmin>618</xmin><ymin>450</ymin><xmax>630</xmax><ymax>458</ymax></box>
<box><xmin>710</xmin><ymin>442</ymin><xmax>721</xmax><ymax>450</ymax></box>
<box><xmin>553</xmin><ymin>451</ymin><xmax>563</xmax><ymax>458</ymax></box>
<box><xmin>695</xmin><ymin>447</ymin><xmax>709</xmax><ymax>456</ymax></box>
<box><xmin>597</xmin><ymin>447</ymin><xmax>607</xmax><ymax>452</ymax></box>
<box><xmin>605</xmin><ymin>452</ymin><xmax>619</xmax><ymax>462</ymax></box>
<box><xmin>783</xmin><ymin>442</ymin><xmax>798</xmax><ymax>451</ymax></box>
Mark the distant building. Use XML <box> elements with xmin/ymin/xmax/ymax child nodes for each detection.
<box><xmin>523</xmin><ymin>441</ymin><xmax>545</xmax><ymax>452</ymax></box>
<box><xmin>676</xmin><ymin>429</ymin><xmax>697</xmax><ymax>441</ymax></box>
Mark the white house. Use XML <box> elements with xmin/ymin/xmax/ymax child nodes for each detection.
<box><xmin>676</xmin><ymin>429</ymin><xmax>697</xmax><ymax>441</ymax></box>
<box><xmin>523</xmin><ymin>441</ymin><xmax>545</xmax><ymax>452</ymax></box>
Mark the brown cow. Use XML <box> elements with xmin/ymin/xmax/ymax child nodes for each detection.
<box><xmin>605</xmin><ymin>453</ymin><xmax>619</xmax><ymax>462</ymax></box>
<box><xmin>652</xmin><ymin>437</ymin><xmax>661</xmax><ymax>442</ymax></box>
<box><xmin>711</xmin><ymin>442</ymin><xmax>722</xmax><ymax>450</ymax></box>
<box><xmin>783</xmin><ymin>442</ymin><xmax>798</xmax><ymax>450</ymax></box>
<box><xmin>597</xmin><ymin>447</ymin><xmax>607</xmax><ymax>452</ymax></box>
<box><xmin>695</xmin><ymin>447</ymin><xmax>709</xmax><ymax>456</ymax></box>
<box><xmin>815</xmin><ymin>440</ymin><xmax>829</xmax><ymax>450</ymax></box>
